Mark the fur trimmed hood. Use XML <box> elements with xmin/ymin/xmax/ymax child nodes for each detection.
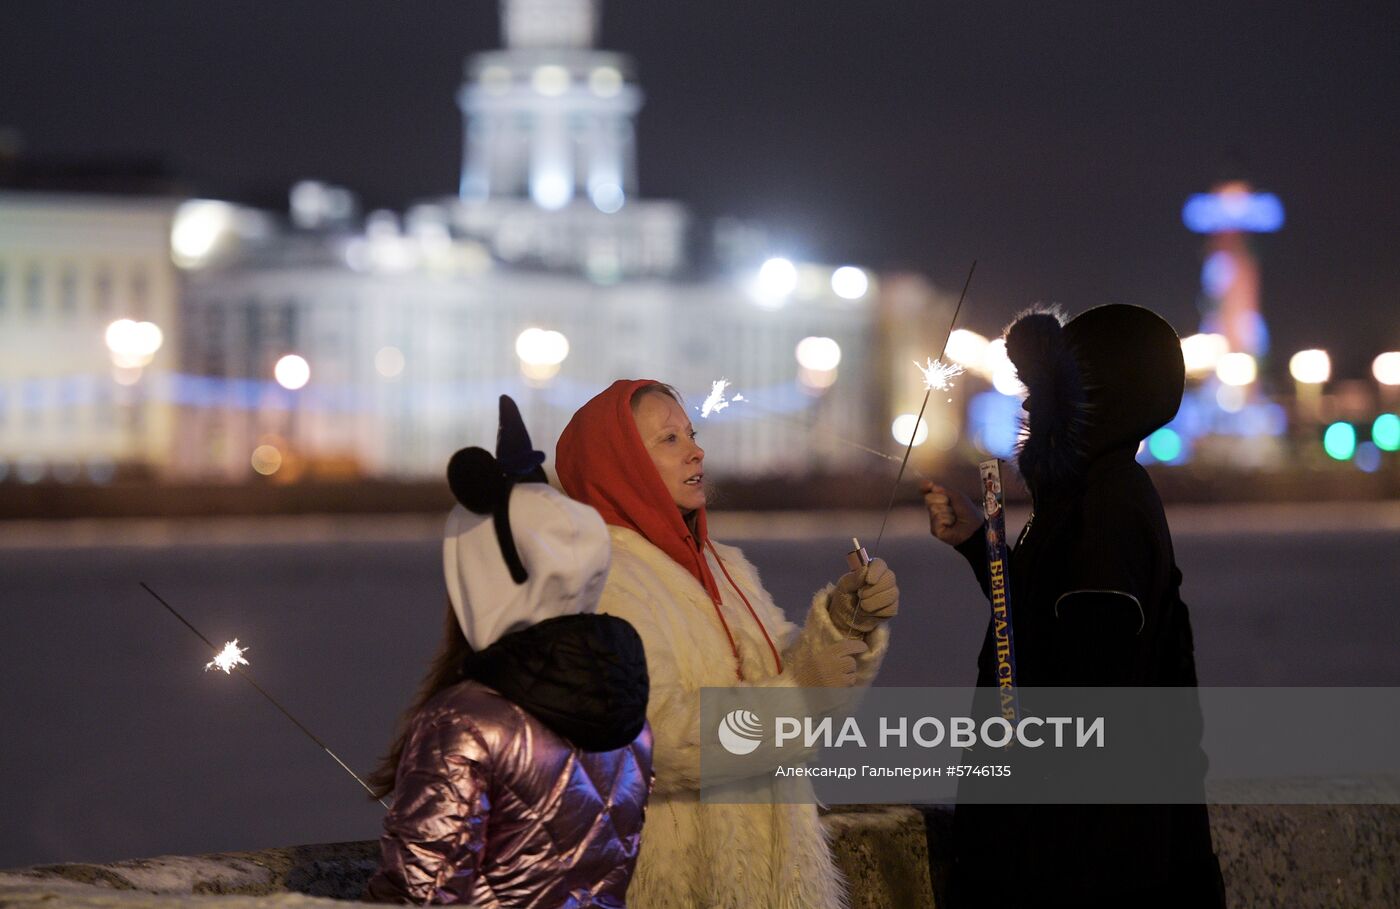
<box><xmin>1004</xmin><ymin>304</ymin><xmax>1184</xmax><ymax>496</ymax></box>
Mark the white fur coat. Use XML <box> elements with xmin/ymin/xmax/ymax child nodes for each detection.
<box><xmin>599</xmin><ymin>526</ymin><xmax>889</xmax><ymax>909</ymax></box>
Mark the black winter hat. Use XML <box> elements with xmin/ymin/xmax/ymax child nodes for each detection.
<box><xmin>462</xmin><ymin>612</ymin><xmax>650</xmax><ymax>752</ymax></box>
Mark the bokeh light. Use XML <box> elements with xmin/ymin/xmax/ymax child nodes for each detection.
<box><xmin>1181</xmin><ymin>333</ymin><xmax>1229</xmax><ymax>377</ymax></box>
<box><xmin>755</xmin><ymin>257</ymin><xmax>798</xmax><ymax>303</ymax></box>
<box><xmin>1200</xmin><ymin>251</ymin><xmax>1237</xmax><ymax>297</ymax></box>
<box><xmin>514</xmin><ymin>328</ymin><xmax>570</xmax><ymax>366</ymax></box>
<box><xmin>891</xmin><ymin>414</ymin><xmax>929</xmax><ymax>447</ymax></box>
<box><xmin>171</xmin><ymin>200</ymin><xmax>236</xmax><ymax>268</ymax></box>
<box><xmin>531</xmin><ymin>64</ymin><xmax>570</xmax><ymax>96</ymax></box>
<box><xmin>984</xmin><ymin>338</ymin><xmax>1025</xmax><ymax>396</ymax></box>
<box><xmin>1354</xmin><ymin>442</ymin><xmax>1381</xmax><ymax>474</ymax></box>
<box><xmin>1288</xmin><ymin>349</ymin><xmax>1330</xmax><ymax>385</ymax></box>
<box><xmin>1372</xmin><ymin>413</ymin><xmax>1400</xmax><ymax>452</ymax></box>
<box><xmin>830</xmin><ymin>266</ymin><xmax>869</xmax><ymax>300</ymax></box>
<box><xmin>515</xmin><ymin>328</ymin><xmax>570</xmax><ymax>381</ymax></box>
<box><xmin>274</xmin><ymin>354</ymin><xmax>310</xmax><ymax>390</ymax></box>
<box><xmin>1323</xmin><ymin>422</ymin><xmax>1356</xmax><ymax>461</ymax></box>
<box><xmin>1148</xmin><ymin>427</ymin><xmax>1184</xmax><ymax>463</ymax></box>
<box><xmin>1182</xmin><ymin>189</ymin><xmax>1284</xmax><ymax>233</ymax></box>
<box><xmin>588</xmin><ymin>66</ymin><xmax>622</xmax><ymax>97</ymax></box>
<box><xmin>794</xmin><ymin>336</ymin><xmax>841</xmax><ymax>372</ymax></box>
<box><xmin>1216</xmin><ymin>352</ymin><xmax>1257</xmax><ymax>387</ymax></box>
<box><xmin>105</xmin><ymin>319</ymin><xmax>164</xmax><ymax>368</ymax></box>
<box><xmin>1373</xmin><ymin>352</ymin><xmax>1400</xmax><ymax>386</ymax></box>
<box><xmin>531</xmin><ymin>171</ymin><xmax>572</xmax><ymax>210</ymax></box>
<box><xmin>251</xmin><ymin>444</ymin><xmax>283</xmax><ymax>476</ymax></box>
<box><xmin>945</xmin><ymin>329</ymin><xmax>990</xmax><ymax>371</ymax></box>
<box><xmin>590</xmin><ymin>182</ymin><xmax>625</xmax><ymax>213</ymax></box>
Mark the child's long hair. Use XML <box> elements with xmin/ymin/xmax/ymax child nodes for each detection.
<box><xmin>367</xmin><ymin>601</ymin><xmax>473</xmax><ymax>800</ymax></box>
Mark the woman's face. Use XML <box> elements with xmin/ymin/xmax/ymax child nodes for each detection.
<box><xmin>633</xmin><ymin>390</ymin><xmax>706</xmax><ymax>512</ymax></box>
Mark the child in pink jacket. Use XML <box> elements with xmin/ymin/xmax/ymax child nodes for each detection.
<box><xmin>365</xmin><ymin>396</ymin><xmax>653</xmax><ymax>907</ymax></box>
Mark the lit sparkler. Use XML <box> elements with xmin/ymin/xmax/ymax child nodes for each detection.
<box><xmin>205</xmin><ymin>639</ymin><xmax>250</xmax><ymax>673</ymax></box>
<box><xmin>693</xmin><ymin>379</ymin><xmax>929</xmax><ymax>478</ymax></box>
<box><xmin>872</xmin><ymin>260</ymin><xmax>977</xmax><ymax>555</ymax></box>
<box><xmin>913</xmin><ymin>357</ymin><xmax>965</xmax><ymax>392</ymax></box>
<box><xmin>139</xmin><ymin>582</ymin><xmax>389</xmax><ymax>809</ymax></box>
<box><xmin>640</xmin><ymin>362</ymin><xmax>925</xmax><ymax>476</ymax></box>
<box><xmin>699</xmin><ymin>378</ymin><xmax>746</xmax><ymax>418</ymax></box>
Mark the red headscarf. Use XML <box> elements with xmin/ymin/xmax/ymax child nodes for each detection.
<box><xmin>556</xmin><ymin>379</ymin><xmax>723</xmax><ymax>606</ymax></box>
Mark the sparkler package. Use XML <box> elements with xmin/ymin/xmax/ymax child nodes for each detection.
<box><xmin>978</xmin><ymin>458</ymin><xmax>1018</xmax><ymax>724</ymax></box>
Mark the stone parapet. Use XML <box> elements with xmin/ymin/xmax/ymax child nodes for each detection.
<box><xmin>3</xmin><ymin>804</ymin><xmax>1396</xmax><ymax>907</ymax></box>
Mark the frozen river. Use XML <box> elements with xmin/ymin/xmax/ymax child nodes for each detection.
<box><xmin>2</xmin><ymin>502</ymin><xmax>1397</xmax><ymax>869</ymax></box>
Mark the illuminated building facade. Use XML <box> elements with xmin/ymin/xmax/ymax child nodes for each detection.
<box><xmin>0</xmin><ymin>193</ymin><xmax>180</xmax><ymax>481</ymax></box>
<box><xmin>454</xmin><ymin>0</ymin><xmax>686</xmax><ymax>280</ymax></box>
<box><xmin>172</xmin><ymin>0</ymin><xmax>880</xmax><ymax>481</ymax></box>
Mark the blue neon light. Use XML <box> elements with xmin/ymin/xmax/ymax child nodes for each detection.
<box><xmin>968</xmin><ymin>390</ymin><xmax>1022</xmax><ymax>459</ymax></box>
<box><xmin>1201</xmin><ymin>251</ymin><xmax>1237</xmax><ymax>297</ymax></box>
<box><xmin>1354</xmin><ymin>442</ymin><xmax>1381</xmax><ymax>473</ymax></box>
<box><xmin>1182</xmin><ymin>191</ymin><xmax>1285</xmax><ymax>234</ymax></box>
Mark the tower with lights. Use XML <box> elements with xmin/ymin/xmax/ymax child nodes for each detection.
<box><xmin>452</xmin><ymin>0</ymin><xmax>684</xmax><ymax>278</ymax></box>
<box><xmin>1182</xmin><ymin>180</ymin><xmax>1284</xmax><ymax>358</ymax></box>
<box><xmin>1165</xmin><ymin>180</ymin><xmax>1289</xmax><ymax>468</ymax></box>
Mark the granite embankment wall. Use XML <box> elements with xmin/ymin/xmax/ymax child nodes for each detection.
<box><xmin>3</xmin><ymin>804</ymin><xmax>1396</xmax><ymax>908</ymax></box>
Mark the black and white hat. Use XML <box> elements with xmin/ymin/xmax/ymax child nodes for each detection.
<box><xmin>443</xmin><ymin>396</ymin><xmax>610</xmax><ymax>651</ymax></box>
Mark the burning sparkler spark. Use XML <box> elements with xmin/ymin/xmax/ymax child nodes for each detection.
<box><xmin>872</xmin><ymin>260</ymin><xmax>977</xmax><ymax>556</ymax></box>
<box><xmin>205</xmin><ymin>639</ymin><xmax>250</xmax><ymax>674</ymax></box>
<box><xmin>914</xmin><ymin>358</ymin><xmax>965</xmax><ymax>392</ymax></box>
<box><xmin>698</xmin><ymin>379</ymin><xmax>746</xmax><ymax>418</ymax></box>
<box><xmin>140</xmin><ymin>582</ymin><xmax>389</xmax><ymax>809</ymax></box>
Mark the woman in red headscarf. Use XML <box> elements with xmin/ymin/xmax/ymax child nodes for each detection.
<box><xmin>557</xmin><ymin>379</ymin><xmax>899</xmax><ymax>909</ymax></box>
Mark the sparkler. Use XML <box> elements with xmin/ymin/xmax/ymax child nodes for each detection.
<box><xmin>698</xmin><ymin>378</ymin><xmax>746</xmax><ymax>418</ymax></box>
<box><xmin>205</xmin><ymin>639</ymin><xmax>249</xmax><ymax>673</ymax></box>
<box><xmin>139</xmin><ymin>582</ymin><xmax>389</xmax><ymax>809</ymax></box>
<box><xmin>913</xmin><ymin>357</ymin><xmax>965</xmax><ymax>393</ymax></box>
<box><xmin>690</xmin><ymin>377</ymin><xmax>928</xmax><ymax>478</ymax></box>
<box><xmin>871</xmin><ymin>260</ymin><xmax>977</xmax><ymax>555</ymax></box>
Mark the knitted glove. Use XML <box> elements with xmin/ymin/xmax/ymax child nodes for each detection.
<box><xmin>921</xmin><ymin>481</ymin><xmax>982</xmax><ymax>547</ymax></box>
<box><xmin>829</xmin><ymin>558</ymin><xmax>899</xmax><ymax>634</ymax></box>
<box><xmin>792</xmin><ymin>639</ymin><xmax>869</xmax><ymax>688</ymax></box>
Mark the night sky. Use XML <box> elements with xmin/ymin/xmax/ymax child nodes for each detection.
<box><xmin>3</xmin><ymin>1</ymin><xmax>1397</xmax><ymax>378</ymax></box>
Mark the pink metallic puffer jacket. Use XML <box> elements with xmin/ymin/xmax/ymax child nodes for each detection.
<box><xmin>367</xmin><ymin>614</ymin><xmax>653</xmax><ymax>907</ymax></box>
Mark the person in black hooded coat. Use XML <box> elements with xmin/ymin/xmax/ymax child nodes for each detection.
<box><xmin>922</xmin><ymin>304</ymin><xmax>1226</xmax><ymax>907</ymax></box>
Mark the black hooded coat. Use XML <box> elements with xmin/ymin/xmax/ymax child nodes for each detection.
<box><xmin>946</xmin><ymin>305</ymin><xmax>1226</xmax><ymax>908</ymax></box>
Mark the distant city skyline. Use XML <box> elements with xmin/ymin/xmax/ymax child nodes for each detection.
<box><xmin>3</xmin><ymin>0</ymin><xmax>1397</xmax><ymax>377</ymax></box>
